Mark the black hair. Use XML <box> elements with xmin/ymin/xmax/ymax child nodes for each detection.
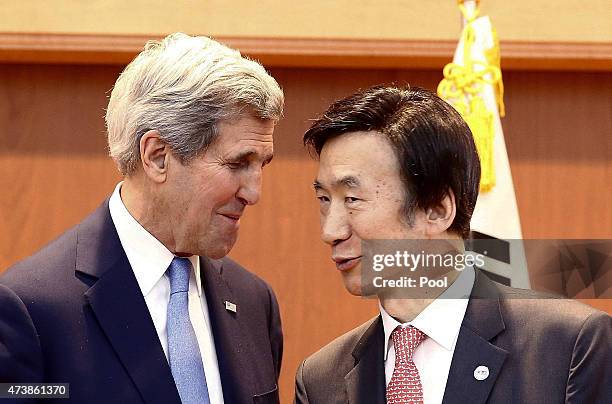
<box><xmin>304</xmin><ymin>85</ymin><xmax>481</xmax><ymax>238</ymax></box>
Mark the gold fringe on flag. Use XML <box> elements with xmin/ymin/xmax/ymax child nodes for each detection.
<box><xmin>437</xmin><ymin>1</ymin><xmax>505</xmax><ymax>193</ymax></box>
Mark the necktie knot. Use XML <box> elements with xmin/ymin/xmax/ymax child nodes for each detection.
<box><xmin>392</xmin><ymin>325</ymin><xmax>426</xmax><ymax>362</ymax></box>
<box><xmin>168</xmin><ymin>257</ymin><xmax>192</xmax><ymax>294</ymax></box>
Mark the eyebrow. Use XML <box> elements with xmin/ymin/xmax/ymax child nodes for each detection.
<box><xmin>338</xmin><ymin>175</ymin><xmax>360</xmax><ymax>188</ymax></box>
<box><xmin>231</xmin><ymin>150</ymin><xmax>274</xmax><ymax>165</ymax></box>
<box><xmin>313</xmin><ymin>175</ymin><xmax>361</xmax><ymax>191</ymax></box>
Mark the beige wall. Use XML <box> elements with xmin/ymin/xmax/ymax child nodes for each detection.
<box><xmin>1</xmin><ymin>0</ymin><xmax>611</xmax><ymax>43</ymax></box>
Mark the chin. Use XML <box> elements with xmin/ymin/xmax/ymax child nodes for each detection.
<box><xmin>342</xmin><ymin>274</ymin><xmax>363</xmax><ymax>296</ymax></box>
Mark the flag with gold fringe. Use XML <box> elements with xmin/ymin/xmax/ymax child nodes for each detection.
<box><xmin>438</xmin><ymin>0</ymin><xmax>530</xmax><ymax>288</ymax></box>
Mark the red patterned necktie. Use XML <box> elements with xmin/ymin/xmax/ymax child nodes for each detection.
<box><xmin>386</xmin><ymin>325</ymin><xmax>427</xmax><ymax>404</ymax></box>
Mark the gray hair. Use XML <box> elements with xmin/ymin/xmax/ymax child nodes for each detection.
<box><xmin>105</xmin><ymin>33</ymin><xmax>284</xmax><ymax>175</ymax></box>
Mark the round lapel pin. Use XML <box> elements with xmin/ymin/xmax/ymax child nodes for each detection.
<box><xmin>473</xmin><ymin>365</ymin><xmax>489</xmax><ymax>381</ymax></box>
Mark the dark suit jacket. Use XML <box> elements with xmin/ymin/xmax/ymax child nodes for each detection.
<box><xmin>295</xmin><ymin>270</ymin><xmax>611</xmax><ymax>404</ymax></box>
<box><xmin>0</xmin><ymin>200</ymin><xmax>283</xmax><ymax>404</ymax></box>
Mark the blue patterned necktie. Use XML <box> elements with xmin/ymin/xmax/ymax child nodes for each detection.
<box><xmin>167</xmin><ymin>257</ymin><xmax>211</xmax><ymax>404</ymax></box>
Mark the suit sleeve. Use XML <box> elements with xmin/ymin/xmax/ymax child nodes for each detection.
<box><xmin>294</xmin><ymin>359</ymin><xmax>310</xmax><ymax>404</ymax></box>
<box><xmin>266</xmin><ymin>284</ymin><xmax>283</xmax><ymax>381</ymax></box>
<box><xmin>565</xmin><ymin>310</ymin><xmax>612</xmax><ymax>403</ymax></box>
<box><xmin>0</xmin><ymin>284</ymin><xmax>43</xmax><ymax>382</ymax></box>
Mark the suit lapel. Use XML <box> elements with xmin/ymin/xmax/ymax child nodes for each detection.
<box><xmin>345</xmin><ymin>317</ymin><xmax>386</xmax><ymax>404</ymax></box>
<box><xmin>77</xmin><ymin>201</ymin><xmax>181</xmax><ymax>404</ymax></box>
<box><xmin>201</xmin><ymin>257</ymin><xmax>264</xmax><ymax>403</ymax></box>
<box><xmin>442</xmin><ymin>270</ymin><xmax>508</xmax><ymax>404</ymax></box>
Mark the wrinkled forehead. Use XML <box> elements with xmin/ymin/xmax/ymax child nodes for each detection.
<box><xmin>213</xmin><ymin>116</ymin><xmax>275</xmax><ymax>151</ymax></box>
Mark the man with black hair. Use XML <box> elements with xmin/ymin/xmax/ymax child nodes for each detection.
<box><xmin>295</xmin><ymin>86</ymin><xmax>611</xmax><ymax>404</ymax></box>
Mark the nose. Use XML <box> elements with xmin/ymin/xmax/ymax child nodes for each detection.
<box><xmin>321</xmin><ymin>204</ymin><xmax>350</xmax><ymax>246</ymax></box>
<box><xmin>236</xmin><ymin>167</ymin><xmax>262</xmax><ymax>206</ymax></box>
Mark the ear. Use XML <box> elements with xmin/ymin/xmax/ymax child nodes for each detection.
<box><xmin>139</xmin><ymin>130</ymin><xmax>170</xmax><ymax>183</ymax></box>
<box><xmin>424</xmin><ymin>189</ymin><xmax>457</xmax><ymax>237</ymax></box>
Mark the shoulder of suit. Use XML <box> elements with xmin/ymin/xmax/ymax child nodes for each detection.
<box><xmin>1</xmin><ymin>223</ymin><xmax>79</xmax><ymax>295</ymax></box>
<box><xmin>1</xmin><ymin>200</ymin><xmax>110</xmax><ymax>294</ymax></box>
<box><xmin>494</xmin><ymin>283</ymin><xmax>609</xmax><ymax>332</ymax></box>
<box><xmin>473</xmin><ymin>270</ymin><xmax>608</xmax><ymax>328</ymax></box>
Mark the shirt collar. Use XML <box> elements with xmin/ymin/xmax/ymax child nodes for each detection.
<box><xmin>108</xmin><ymin>182</ymin><xmax>203</xmax><ymax>297</ymax></box>
<box><xmin>380</xmin><ymin>265</ymin><xmax>475</xmax><ymax>359</ymax></box>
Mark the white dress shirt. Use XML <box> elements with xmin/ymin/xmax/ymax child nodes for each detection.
<box><xmin>380</xmin><ymin>265</ymin><xmax>475</xmax><ymax>404</ymax></box>
<box><xmin>109</xmin><ymin>182</ymin><xmax>224</xmax><ymax>404</ymax></box>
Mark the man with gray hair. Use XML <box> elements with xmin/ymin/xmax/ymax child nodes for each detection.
<box><xmin>0</xmin><ymin>33</ymin><xmax>284</xmax><ymax>404</ymax></box>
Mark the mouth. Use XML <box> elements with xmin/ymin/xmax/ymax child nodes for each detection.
<box><xmin>332</xmin><ymin>256</ymin><xmax>362</xmax><ymax>271</ymax></box>
<box><xmin>218</xmin><ymin>213</ymin><xmax>242</xmax><ymax>224</ymax></box>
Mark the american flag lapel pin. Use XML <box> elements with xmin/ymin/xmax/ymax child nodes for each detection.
<box><xmin>225</xmin><ymin>301</ymin><xmax>237</xmax><ymax>313</ymax></box>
